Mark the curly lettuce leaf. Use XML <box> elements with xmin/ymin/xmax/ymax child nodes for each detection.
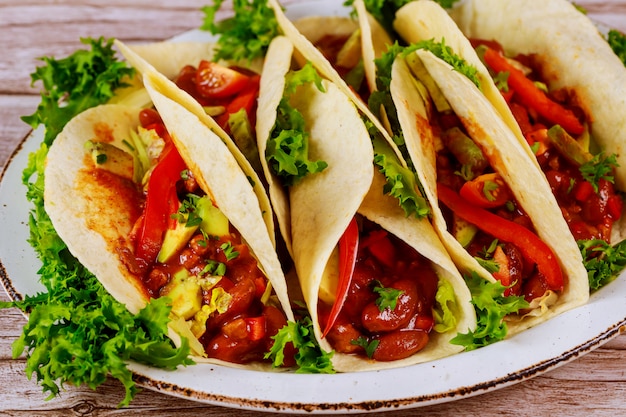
<box><xmin>6</xmin><ymin>36</ymin><xmax>192</xmax><ymax>407</ymax></box>
<box><xmin>201</xmin><ymin>0</ymin><xmax>280</xmax><ymax>62</ymax></box>
<box><xmin>20</xmin><ymin>37</ymin><xmax>134</xmax><ymax>146</ymax></box>
<box><xmin>451</xmin><ymin>272</ymin><xmax>528</xmax><ymax>350</ymax></box>
<box><xmin>369</xmin><ymin>122</ymin><xmax>430</xmax><ymax>218</ymax></box>
<box><xmin>266</xmin><ymin>63</ymin><xmax>328</xmax><ymax>186</ymax></box>
<box><xmin>608</xmin><ymin>29</ymin><xmax>626</xmax><ymax>66</ymax></box>
<box><xmin>579</xmin><ymin>239</ymin><xmax>626</xmax><ymax>291</ymax></box>
<box><xmin>265</xmin><ymin>317</ymin><xmax>335</xmax><ymax>374</ymax></box>
<box><xmin>432</xmin><ymin>278</ymin><xmax>459</xmax><ymax>333</ymax></box>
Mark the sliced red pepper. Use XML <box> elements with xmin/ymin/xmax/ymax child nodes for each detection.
<box><xmin>322</xmin><ymin>217</ymin><xmax>359</xmax><ymax>339</ymax></box>
<box><xmin>437</xmin><ymin>183</ymin><xmax>564</xmax><ymax>292</ymax></box>
<box><xmin>216</xmin><ymin>75</ymin><xmax>260</xmax><ymax>131</ymax></box>
<box><xmin>483</xmin><ymin>47</ymin><xmax>584</xmax><ymax>136</ymax></box>
<box><xmin>135</xmin><ymin>142</ymin><xmax>187</xmax><ymax>266</ymax></box>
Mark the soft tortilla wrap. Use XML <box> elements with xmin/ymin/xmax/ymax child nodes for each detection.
<box><xmin>449</xmin><ymin>0</ymin><xmax>626</xmax><ymax>190</ymax></box>
<box><xmin>114</xmin><ymin>40</ymin><xmax>276</xmax><ymax>246</ymax></box>
<box><xmin>390</xmin><ymin>49</ymin><xmax>589</xmax><ymax>334</ymax></box>
<box><xmin>395</xmin><ymin>0</ymin><xmax>626</xmax><ymax>246</ymax></box>
<box><xmin>44</xmin><ymin>41</ymin><xmax>296</xmax><ymax>367</ymax></box>
<box><xmin>393</xmin><ymin>0</ymin><xmax>535</xmax><ymax>165</ymax></box>
<box><xmin>257</xmin><ymin>35</ymin><xmax>476</xmax><ymax>370</ymax></box>
<box><xmin>267</xmin><ymin>0</ymin><xmax>407</xmax><ymax>166</ymax></box>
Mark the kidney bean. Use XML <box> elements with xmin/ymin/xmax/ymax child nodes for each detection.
<box><xmin>372</xmin><ymin>329</ymin><xmax>429</xmax><ymax>361</ymax></box>
<box><xmin>361</xmin><ymin>279</ymin><xmax>419</xmax><ymax>333</ymax></box>
<box><xmin>326</xmin><ymin>321</ymin><xmax>364</xmax><ymax>354</ymax></box>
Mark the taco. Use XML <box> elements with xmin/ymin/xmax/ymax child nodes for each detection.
<box><xmin>383</xmin><ymin>27</ymin><xmax>589</xmax><ymax>335</ymax></box>
<box><xmin>256</xmin><ymin>33</ymin><xmax>476</xmax><ymax>370</ymax></box>
<box><xmin>43</xmin><ymin>43</ymin><xmax>298</xmax><ymax>368</ymax></box>
<box><xmin>395</xmin><ymin>0</ymin><xmax>626</xmax><ymax>287</ymax></box>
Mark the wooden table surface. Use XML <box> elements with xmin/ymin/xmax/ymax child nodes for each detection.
<box><xmin>2</xmin><ymin>0</ymin><xmax>626</xmax><ymax>415</ymax></box>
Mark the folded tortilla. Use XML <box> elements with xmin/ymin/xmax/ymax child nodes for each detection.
<box><xmin>395</xmin><ymin>0</ymin><xmax>626</xmax><ymax>246</ymax></box>
<box><xmin>114</xmin><ymin>40</ymin><xmax>276</xmax><ymax>246</ymax></box>
<box><xmin>389</xmin><ymin>42</ymin><xmax>589</xmax><ymax>334</ymax></box>
<box><xmin>257</xmin><ymin>34</ymin><xmax>476</xmax><ymax>371</ymax></box>
<box><xmin>44</xmin><ymin>44</ymin><xmax>295</xmax><ymax>369</ymax></box>
<box><xmin>449</xmin><ymin>0</ymin><xmax>626</xmax><ymax>192</ymax></box>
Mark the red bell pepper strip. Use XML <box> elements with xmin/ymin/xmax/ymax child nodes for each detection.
<box><xmin>483</xmin><ymin>47</ymin><xmax>585</xmax><ymax>136</ymax></box>
<box><xmin>135</xmin><ymin>142</ymin><xmax>187</xmax><ymax>266</ymax></box>
<box><xmin>437</xmin><ymin>183</ymin><xmax>564</xmax><ymax>292</ymax></box>
<box><xmin>322</xmin><ymin>217</ymin><xmax>359</xmax><ymax>339</ymax></box>
<box><xmin>216</xmin><ymin>75</ymin><xmax>260</xmax><ymax>131</ymax></box>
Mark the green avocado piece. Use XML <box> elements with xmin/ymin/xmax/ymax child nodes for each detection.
<box><xmin>157</xmin><ymin>220</ymin><xmax>199</xmax><ymax>264</ymax></box>
<box><xmin>162</xmin><ymin>269</ymin><xmax>202</xmax><ymax>320</ymax></box>
<box><xmin>196</xmin><ymin>196</ymin><xmax>230</xmax><ymax>237</ymax></box>
<box><xmin>452</xmin><ymin>213</ymin><xmax>478</xmax><ymax>248</ymax></box>
<box><xmin>84</xmin><ymin>140</ymin><xmax>134</xmax><ymax>180</ymax></box>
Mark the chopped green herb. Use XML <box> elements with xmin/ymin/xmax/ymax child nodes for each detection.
<box><xmin>373</xmin><ymin>281</ymin><xmax>404</xmax><ymax>311</ymax></box>
<box><xmin>220</xmin><ymin>242</ymin><xmax>240</xmax><ymax>261</ymax></box>
<box><xmin>579</xmin><ymin>152</ymin><xmax>619</xmax><ymax>193</ymax></box>
<box><xmin>351</xmin><ymin>336</ymin><xmax>380</xmax><ymax>358</ymax></box>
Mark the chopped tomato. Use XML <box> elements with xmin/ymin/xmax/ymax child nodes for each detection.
<box><xmin>361</xmin><ymin>230</ymin><xmax>395</xmax><ymax>268</ymax></box>
<box><xmin>459</xmin><ymin>173</ymin><xmax>513</xmax><ymax>209</ymax></box>
<box><xmin>573</xmin><ymin>180</ymin><xmax>594</xmax><ymax>202</ymax></box>
<box><xmin>245</xmin><ymin>316</ymin><xmax>267</xmax><ymax>342</ymax></box>
<box><xmin>195</xmin><ymin>61</ymin><xmax>251</xmax><ymax>99</ymax></box>
<box><xmin>216</xmin><ymin>75</ymin><xmax>260</xmax><ymax>130</ymax></box>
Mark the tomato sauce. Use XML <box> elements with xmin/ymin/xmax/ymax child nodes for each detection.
<box><xmin>320</xmin><ymin>218</ymin><xmax>438</xmax><ymax>361</ymax></box>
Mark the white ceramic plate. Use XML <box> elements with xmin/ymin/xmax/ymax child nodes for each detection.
<box><xmin>2</xmin><ymin>0</ymin><xmax>626</xmax><ymax>413</ymax></box>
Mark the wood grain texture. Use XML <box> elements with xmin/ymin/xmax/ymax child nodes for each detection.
<box><xmin>1</xmin><ymin>1</ymin><xmax>626</xmax><ymax>415</ymax></box>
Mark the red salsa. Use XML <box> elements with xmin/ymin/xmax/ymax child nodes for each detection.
<box><xmin>117</xmin><ymin>109</ymin><xmax>294</xmax><ymax>365</ymax></box>
<box><xmin>475</xmin><ymin>39</ymin><xmax>623</xmax><ymax>243</ymax></box>
<box><xmin>320</xmin><ymin>217</ymin><xmax>438</xmax><ymax>361</ymax></box>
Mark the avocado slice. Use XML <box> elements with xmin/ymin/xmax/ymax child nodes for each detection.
<box><xmin>162</xmin><ymin>268</ymin><xmax>202</xmax><ymax>320</ymax></box>
<box><xmin>157</xmin><ymin>219</ymin><xmax>199</xmax><ymax>264</ymax></box>
<box><xmin>452</xmin><ymin>213</ymin><xmax>478</xmax><ymax>248</ymax></box>
<box><xmin>84</xmin><ymin>140</ymin><xmax>134</xmax><ymax>181</ymax></box>
<box><xmin>405</xmin><ymin>53</ymin><xmax>452</xmax><ymax>114</ymax></box>
<box><xmin>197</xmin><ymin>196</ymin><xmax>230</xmax><ymax>237</ymax></box>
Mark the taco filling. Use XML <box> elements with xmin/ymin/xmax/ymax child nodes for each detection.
<box><xmin>320</xmin><ymin>215</ymin><xmax>450</xmax><ymax>361</ymax></box>
<box><xmin>472</xmin><ymin>40</ymin><xmax>623</xmax><ymax>245</ymax></box>
<box><xmin>81</xmin><ymin>105</ymin><xmax>295</xmax><ymax>366</ymax></box>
